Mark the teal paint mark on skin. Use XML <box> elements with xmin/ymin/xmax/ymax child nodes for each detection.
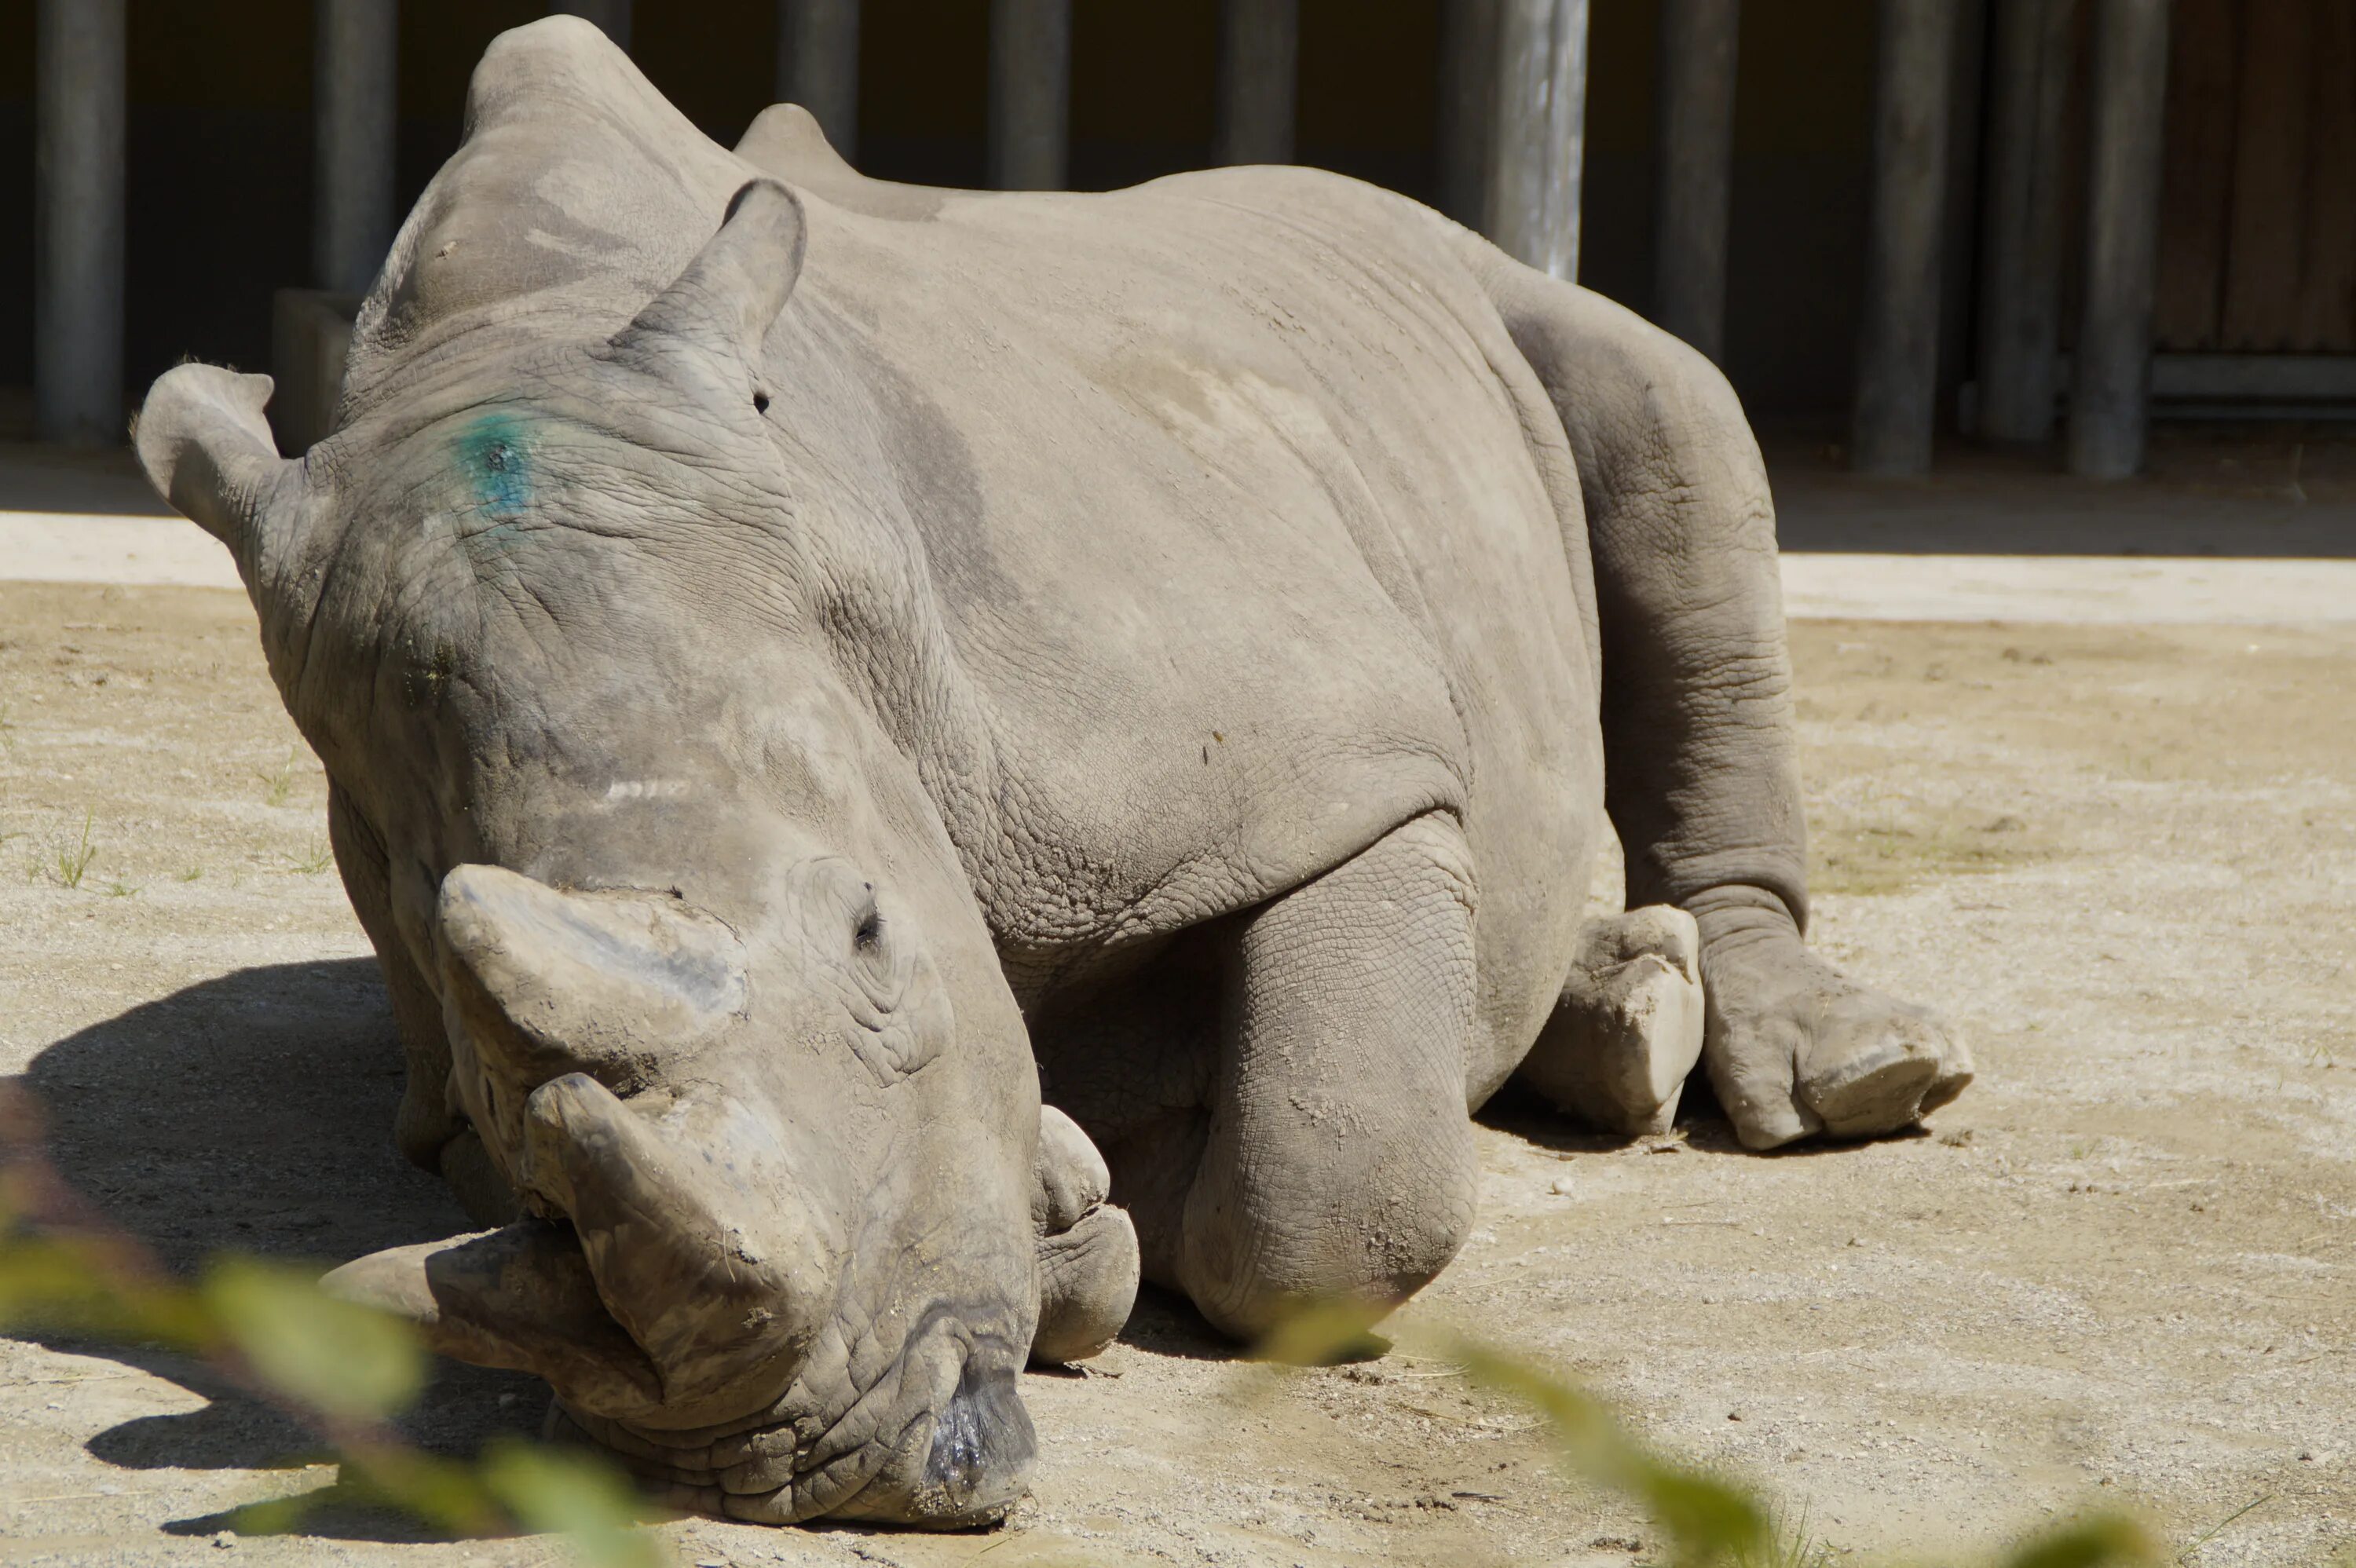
<box><xmin>459</xmin><ymin>412</ymin><xmax>533</xmax><ymax>541</ymax></box>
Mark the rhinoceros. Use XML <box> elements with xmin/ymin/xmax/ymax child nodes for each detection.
<box><xmin>132</xmin><ymin>16</ymin><xmax>1970</xmax><ymax>1529</ymax></box>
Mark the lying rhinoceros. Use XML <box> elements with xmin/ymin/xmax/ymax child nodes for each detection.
<box><xmin>133</xmin><ymin>16</ymin><xmax>1970</xmax><ymax>1529</ymax></box>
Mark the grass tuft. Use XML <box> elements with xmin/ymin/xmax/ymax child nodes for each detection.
<box><xmin>256</xmin><ymin>745</ymin><xmax>299</xmax><ymax>807</ymax></box>
<box><xmin>53</xmin><ymin>811</ymin><xmax>96</xmax><ymax>890</ymax></box>
<box><xmin>1729</xmin><ymin>1505</ymin><xmax>1834</xmax><ymax>1568</ymax></box>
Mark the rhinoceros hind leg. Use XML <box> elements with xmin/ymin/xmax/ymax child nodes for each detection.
<box><xmin>1518</xmin><ymin>905</ymin><xmax>1705</xmax><ymax>1137</ymax></box>
<box><xmin>1029</xmin><ymin>1106</ymin><xmax>1140</xmax><ymax>1365</ymax></box>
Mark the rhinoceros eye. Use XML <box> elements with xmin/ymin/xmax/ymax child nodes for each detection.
<box><xmin>847</xmin><ymin>887</ymin><xmax>902</xmax><ymax>1000</ymax></box>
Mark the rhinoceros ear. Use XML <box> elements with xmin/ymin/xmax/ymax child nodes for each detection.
<box><xmin>134</xmin><ymin>364</ymin><xmax>303</xmax><ymax>579</ymax></box>
<box><xmin>616</xmin><ymin>179</ymin><xmax>807</xmax><ymax>365</ymax></box>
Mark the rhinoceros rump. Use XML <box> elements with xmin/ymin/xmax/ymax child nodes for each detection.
<box><xmin>134</xmin><ymin>17</ymin><xmax>1970</xmax><ymax>1529</ymax></box>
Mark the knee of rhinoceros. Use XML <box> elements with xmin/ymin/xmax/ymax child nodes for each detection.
<box><xmin>1184</xmin><ymin>1161</ymin><xmax>1476</xmax><ymax>1343</ymax></box>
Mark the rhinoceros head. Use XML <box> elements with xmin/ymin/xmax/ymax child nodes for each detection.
<box><xmin>134</xmin><ymin>177</ymin><xmax>1050</xmax><ymax>1525</ymax></box>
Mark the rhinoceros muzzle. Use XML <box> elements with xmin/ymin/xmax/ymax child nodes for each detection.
<box><xmin>416</xmin><ymin>867</ymin><xmax>815</xmax><ymax>1410</ymax></box>
<box><xmin>324</xmin><ymin>864</ymin><xmax>1035</xmax><ymax>1524</ymax></box>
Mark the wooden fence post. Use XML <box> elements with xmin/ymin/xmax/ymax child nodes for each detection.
<box><xmin>34</xmin><ymin>0</ymin><xmax>126</xmax><ymax>446</ymax></box>
<box><xmin>1851</xmin><ymin>0</ymin><xmax>1959</xmax><ymax>475</ymax></box>
<box><xmin>314</xmin><ymin>0</ymin><xmax>399</xmax><ymax>297</ymax></box>
<box><xmin>779</xmin><ymin>0</ymin><xmax>862</xmax><ymax>159</ymax></box>
<box><xmin>1977</xmin><ymin>0</ymin><xmax>2078</xmax><ymax>443</ymax></box>
<box><xmin>990</xmin><ymin>0</ymin><xmax>1074</xmax><ymax>191</ymax></box>
<box><xmin>1488</xmin><ymin>0</ymin><xmax>1590</xmax><ymax>279</ymax></box>
<box><xmin>2069</xmin><ymin>0</ymin><xmax>2171</xmax><ymax>478</ymax></box>
<box><xmin>1652</xmin><ymin>0</ymin><xmax>1740</xmax><ymax>362</ymax></box>
<box><xmin>1217</xmin><ymin>0</ymin><xmax>1300</xmax><ymax>166</ymax></box>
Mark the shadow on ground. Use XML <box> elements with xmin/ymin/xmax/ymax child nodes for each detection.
<box><xmin>11</xmin><ymin>959</ymin><xmax>543</xmax><ymax>1542</ymax></box>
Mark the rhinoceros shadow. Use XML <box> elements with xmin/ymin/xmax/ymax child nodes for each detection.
<box><xmin>16</xmin><ymin>958</ymin><xmax>545</xmax><ymax>1542</ymax></box>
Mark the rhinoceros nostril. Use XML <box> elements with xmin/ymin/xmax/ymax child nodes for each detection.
<box><xmin>924</xmin><ymin>1362</ymin><xmax>1036</xmax><ymax>1512</ymax></box>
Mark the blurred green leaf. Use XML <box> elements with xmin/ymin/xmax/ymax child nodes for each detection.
<box><xmin>2003</xmin><ymin>1514</ymin><xmax>2158</xmax><ymax>1568</ymax></box>
<box><xmin>1252</xmin><ymin>1296</ymin><xmax>1392</xmax><ymax>1368</ymax></box>
<box><xmin>482</xmin><ymin>1437</ymin><xmax>668</xmax><ymax>1568</ymax></box>
<box><xmin>1442</xmin><ymin>1336</ymin><xmax>1764</xmax><ymax>1567</ymax></box>
<box><xmin>205</xmin><ymin>1485</ymin><xmax>332</xmax><ymax>1539</ymax></box>
<box><xmin>338</xmin><ymin>1446</ymin><xmax>511</xmax><ymax>1538</ymax></box>
<box><xmin>202</xmin><ymin>1259</ymin><xmax>426</xmax><ymax>1422</ymax></box>
<box><xmin>0</xmin><ymin>1234</ymin><xmax>217</xmax><ymax>1350</ymax></box>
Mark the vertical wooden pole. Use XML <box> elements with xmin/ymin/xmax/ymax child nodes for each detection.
<box><xmin>553</xmin><ymin>0</ymin><xmax>630</xmax><ymax>49</ymax></box>
<box><xmin>989</xmin><ymin>0</ymin><xmax>1073</xmax><ymax>190</ymax></box>
<box><xmin>314</xmin><ymin>0</ymin><xmax>399</xmax><ymax>298</ymax></box>
<box><xmin>1651</xmin><ymin>0</ymin><xmax>1740</xmax><ymax>363</ymax></box>
<box><xmin>779</xmin><ymin>0</ymin><xmax>862</xmax><ymax>159</ymax></box>
<box><xmin>1439</xmin><ymin>0</ymin><xmax>1499</xmax><ymax>226</ymax></box>
<box><xmin>1937</xmin><ymin>0</ymin><xmax>1990</xmax><ymax>415</ymax></box>
<box><xmin>1217</xmin><ymin>0</ymin><xmax>1300</xmax><ymax>166</ymax></box>
<box><xmin>34</xmin><ymin>0</ymin><xmax>126</xmax><ymax>447</ymax></box>
<box><xmin>1851</xmin><ymin>0</ymin><xmax>1958</xmax><ymax>476</ymax></box>
<box><xmin>1488</xmin><ymin>0</ymin><xmax>1590</xmax><ymax>279</ymax></box>
<box><xmin>2069</xmin><ymin>0</ymin><xmax>2171</xmax><ymax>478</ymax></box>
<box><xmin>1977</xmin><ymin>0</ymin><xmax>2077</xmax><ymax>442</ymax></box>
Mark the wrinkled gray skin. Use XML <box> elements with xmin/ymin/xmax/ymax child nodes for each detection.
<box><xmin>133</xmin><ymin>18</ymin><xmax>1970</xmax><ymax>1530</ymax></box>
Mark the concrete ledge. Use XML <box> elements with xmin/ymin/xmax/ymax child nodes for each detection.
<box><xmin>1</xmin><ymin>513</ymin><xmax>240</xmax><ymax>590</ymax></box>
<box><xmin>1778</xmin><ymin>551</ymin><xmax>2356</xmax><ymax>623</ymax></box>
<box><xmin>8</xmin><ymin>510</ymin><xmax>2355</xmax><ymax>627</ymax></box>
<box><xmin>269</xmin><ymin>289</ymin><xmax>361</xmax><ymax>455</ymax></box>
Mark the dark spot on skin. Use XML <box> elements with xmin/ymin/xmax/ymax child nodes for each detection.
<box><xmin>753</xmin><ymin>390</ymin><xmax>770</xmax><ymax>415</ymax></box>
<box><xmin>406</xmin><ymin>638</ymin><xmax>458</xmax><ymax>707</ymax></box>
<box><xmin>924</xmin><ymin>1364</ymin><xmax>1033</xmax><ymax>1507</ymax></box>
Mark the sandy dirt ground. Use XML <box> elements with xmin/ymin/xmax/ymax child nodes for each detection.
<box><xmin>1</xmin><ymin>580</ymin><xmax>2351</xmax><ymax>1567</ymax></box>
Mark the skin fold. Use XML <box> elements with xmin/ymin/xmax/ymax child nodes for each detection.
<box><xmin>134</xmin><ymin>17</ymin><xmax>1970</xmax><ymax>1529</ymax></box>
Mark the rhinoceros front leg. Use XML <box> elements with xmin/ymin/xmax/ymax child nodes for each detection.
<box><xmin>1472</xmin><ymin>256</ymin><xmax>1973</xmax><ymax>1150</ymax></box>
<box><xmin>1520</xmin><ymin>905</ymin><xmax>1707</xmax><ymax>1137</ymax></box>
<box><xmin>1173</xmin><ymin>812</ymin><xmax>1481</xmax><ymax>1341</ymax></box>
<box><xmin>328</xmin><ymin>784</ymin><xmax>520</xmax><ymax>1219</ymax></box>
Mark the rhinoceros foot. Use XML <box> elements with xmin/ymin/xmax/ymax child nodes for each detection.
<box><xmin>1520</xmin><ymin>905</ymin><xmax>1707</xmax><ymax>1137</ymax></box>
<box><xmin>1700</xmin><ymin>930</ymin><xmax>1976</xmax><ymax>1150</ymax></box>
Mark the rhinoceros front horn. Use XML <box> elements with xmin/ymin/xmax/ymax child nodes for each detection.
<box><xmin>434</xmin><ymin>864</ymin><xmax>748</xmax><ymax>1097</ymax></box>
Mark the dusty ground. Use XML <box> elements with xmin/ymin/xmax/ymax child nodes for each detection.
<box><xmin>1</xmin><ymin>580</ymin><xmax>2351</xmax><ymax>1567</ymax></box>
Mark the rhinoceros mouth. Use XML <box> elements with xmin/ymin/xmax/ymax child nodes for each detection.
<box><xmin>547</xmin><ymin>1309</ymin><xmax>1035</xmax><ymax>1527</ymax></box>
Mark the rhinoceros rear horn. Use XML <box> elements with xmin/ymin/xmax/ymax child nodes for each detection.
<box><xmin>133</xmin><ymin>364</ymin><xmax>303</xmax><ymax>579</ymax></box>
<box><xmin>616</xmin><ymin>179</ymin><xmax>807</xmax><ymax>365</ymax></box>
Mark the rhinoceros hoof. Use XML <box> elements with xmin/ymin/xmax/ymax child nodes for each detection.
<box><xmin>1524</xmin><ymin>905</ymin><xmax>1707</xmax><ymax>1137</ymax></box>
